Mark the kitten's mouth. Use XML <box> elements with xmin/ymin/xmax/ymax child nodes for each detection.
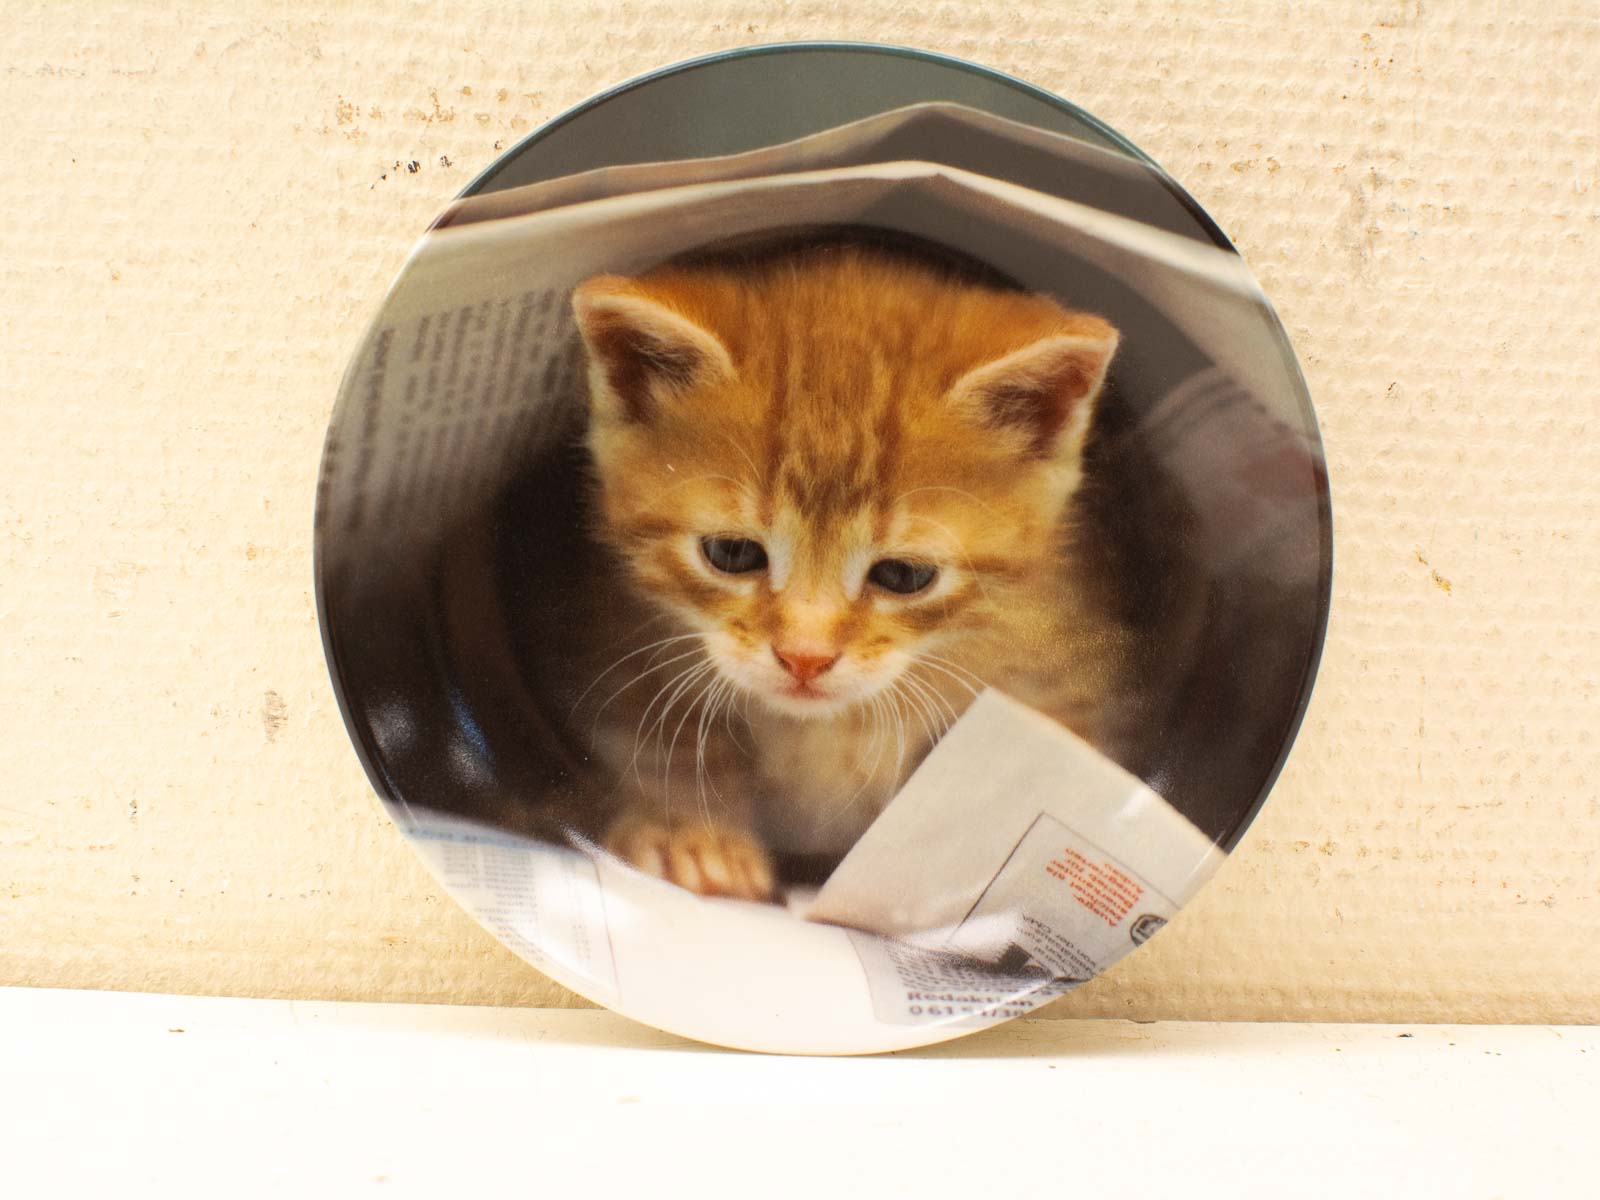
<box><xmin>705</xmin><ymin>645</ymin><xmax>871</xmax><ymax>717</ymax></box>
<box><xmin>755</xmin><ymin>676</ymin><xmax>858</xmax><ymax>718</ymax></box>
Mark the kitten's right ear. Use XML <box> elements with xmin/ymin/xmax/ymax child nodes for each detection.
<box><xmin>947</xmin><ymin>321</ymin><xmax>1119</xmax><ymax>461</ymax></box>
<box><xmin>571</xmin><ymin>276</ymin><xmax>735</xmax><ymax>423</ymax></box>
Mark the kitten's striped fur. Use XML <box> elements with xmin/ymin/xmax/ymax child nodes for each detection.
<box><xmin>570</xmin><ymin>244</ymin><xmax>1130</xmax><ymax>899</ymax></box>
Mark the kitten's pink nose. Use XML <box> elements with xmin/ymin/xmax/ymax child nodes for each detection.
<box><xmin>773</xmin><ymin>646</ymin><xmax>840</xmax><ymax>684</ymax></box>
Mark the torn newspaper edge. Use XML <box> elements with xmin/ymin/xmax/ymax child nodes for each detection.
<box><xmin>435</xmin><ymin>102</ymin><xmax>1211</xmax><ymax>244</ymax></box>
<box><xmin>403</xmin><ymin>691</ymin><xmax>1222</xmax><ymax>1055</ymax></box>
<box><xmin>322</xmin><ymin>146</ymin><xmax>1297</xmax><ymax>573</ymax></box>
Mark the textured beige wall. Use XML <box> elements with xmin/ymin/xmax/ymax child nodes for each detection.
<box><xmin>3</xmin><ymin>1</ymin><xmax>1597</xmax><ymax>1023</ymax></box>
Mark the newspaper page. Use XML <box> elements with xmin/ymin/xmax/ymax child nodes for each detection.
<box><xmin>808</xmin><ymin>691</ymin><xmax>1222</xmax><ymax>1025</ymax></box>
<box><xmin>401</xmin><ymin>692</ymin><xmax>1219</xmax><ymax>1054</ymax></box>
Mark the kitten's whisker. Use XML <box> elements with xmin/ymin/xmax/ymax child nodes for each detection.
<box><xmin>694</xmin><ymin>677</ymin><xmax>730</xmax><ymax>826</ymax></box>
<box><xmin>860</xmin><ymin>693</ymin><xmax>890</xmax><ymax>788</ymax></box>
<box><xmin>891</xmin><ymin>485</ymin><xmax>1004</xmax><ymax>520</ymax></box>
<box><xmin>654</xmin><ymin>661</ymin><xmax>718</xmax><ymax>831</ymax></box>
<box><xmin>704</xmin><ymin>684</ymin><xmax>729</xmax><ymax>819</ymax></box>
<box><xmin>905</xmin><ymin>664</ymin><xmax>966</xmax><ymax>732</ymax></box>
<box><xmin>845</xmin><ymin>698</ymin><xmax>881</xmax><ymax>793</ymax></box>
<box><xmin>654</xmin><ymin>472</ymin><xmax>751</xmax><ymax>503</ymax></box>
<box><xmin>629</xmin><ymin>660</ymin><xmax>714</xmax><ymax>797</ymax></box>
<box><xmin>573</xmin><ymin>632</ymin><xmax>704</xmax><ymax>707</ymax></box>
<box><xmin>892</xmin><ymin>672</ymin><xmax>935</xmax><ymax>744</ymax></box>
<box><xmin>898</xmin><ymin>672</ymin><xmax>946</xmax><ymax>745</ymax></box>
<box><xmin>865</xmin><ymin>694</ymin><xmax>887</xmax><ymax>773</ymax></box>
<box><xmin>919</xmin><ymin>652</ymin><xmax>989</xmax><ymax>688</ymax></box>
<box><xmin>914</xmin><ymin>655</ymin><xmax>988</xmax><ymax>702</ymax></box>
<box><xmin>656</xmin><ymin>662</ymin><xmax>720</xmax><ymax>774</ymax></box>
<box><xmin>572</xmin><ymin>633</ymin><xmax>704</xmax><ymax>712</ymax></box>
<box><xmin>630</xmin><ymin>661</ymin><xmax>703</xmax><ymax>767</ymax></box>
<box><xmin>692</xmin><ymin>676</ymin><xmax>730</xmax><ymax>826</ymax></box>
<box><xmin>893</xmin><ymin>689</ymin><xmax>909</xmax><ymax>781</ymax></box>
<box><xmin>628</xmin><ymin>670</ymin><xmax>685</xmax><ymax>802</ymax></box>
<box><xmin>880</xmin><ymin>682</ymin><xmax>909</xmax><ymax>786</ymax></box>
<box><xmin>905</xmin><ymin>513</ymin><xmax>996</xmax><ymax>606</ymax></box>
<box><xmin>709</xmin><ymin>684</ymin><xmax>736</xmax><ymax>807</ymax></box>
<box><xmin>720</xmin><ymin>683</ymin><xmax>752</xmax><ymax>754</ymax></box>
<box><xmin>662</xmin><ymin>666</ymin><xmax>719</xmax><ymax>825</ymax></box>
<box><xmin>694</xmin><ymin>677</ymin><xmax>718</xmax><ymax>773</ymax></box>
<box><xmin>820</xmin><ymin>694</ymin><xmax>887</xmax><ymax>830</ymax></box>
<box><xmin>720</xmin><ymin>678</ymin><xmax>755</xmax><ymax>752</ymax></box>
<box><xmin>714</xmin><ymin>432</ymin><xmax>764</xmax><ymax>488</ymax></box>
<box><xmin>588</xmin><ymin>646</ymin><xmax>705</xmax><ymax>739</ymax></box>
<box><xmin>909</xmin><ymin>663</ymin><xmax>962</xmax><ymax>714</ymax></box>
<box><xmin>617</xmin><ymin>608</ymin><xmax>674</xmax><ymax>642</ymax></box>
<box><xmin>650</xmin><ymin>662</ymin><xmax>715</xmax><ymax>769</ymax></box>
<box><xmin>912</xmin><ymin>679</ymin><xmax>949</xmax><ymax>743</ymax></box>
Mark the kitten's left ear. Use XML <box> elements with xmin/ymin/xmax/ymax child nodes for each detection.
<box><xmin>949</xmin><ymin>322</ymin><xmax>1119</xmax><ymax>459</ymax></box>
<box><xmin>571</xmin><ymin>275</ymin><xmax>735</xmax><ymax>424</ymax></box>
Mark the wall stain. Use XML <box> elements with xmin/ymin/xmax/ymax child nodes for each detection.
<box><xmin>262</xmin><ymin>690</ymin><xmax>287</xmax><ymax>742</ymax></box>
<box><xmin>1413</xmin><ymin>548</ymin><xmax>1453</xmax><ymax>594</ymax></box>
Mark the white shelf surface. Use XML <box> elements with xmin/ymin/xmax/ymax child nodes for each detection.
<box><xmin>2</xmin><ymin>986</ymin><xmax>1596</xmax><ymax>1197</ymax></box>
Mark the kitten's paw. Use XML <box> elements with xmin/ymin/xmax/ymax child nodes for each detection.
<box><xmin>604</xmin><ymin>815</ymin><xmax>776</xmax><ymax>902</ymax></box>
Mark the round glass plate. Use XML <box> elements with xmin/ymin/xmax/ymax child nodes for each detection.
<box><xmin>316</xmin><ymin>43</ymin><xmax>1331</xmax><ymax>1054</ymax></box>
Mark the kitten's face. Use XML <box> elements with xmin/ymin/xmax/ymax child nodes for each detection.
<box><xmin>572</xmin><ymin>249</ymin><xmax>1117</xmax><ymax>719</ymax></box>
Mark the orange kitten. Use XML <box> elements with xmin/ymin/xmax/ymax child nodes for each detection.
<box><xmin>570</xmin><ymin>244</ymin><xmax>1128</xmax><ymax>900</ymax></box>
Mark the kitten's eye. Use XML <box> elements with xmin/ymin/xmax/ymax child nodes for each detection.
<box><xmin>868</xmin><ymin>559</ymin><xmax>938</xmax><ymax>595</ymax></box>
<box><xmin>701</xmin><ymin>536</ymin><xmax>768</xmax><ymax>575</ymax></box>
